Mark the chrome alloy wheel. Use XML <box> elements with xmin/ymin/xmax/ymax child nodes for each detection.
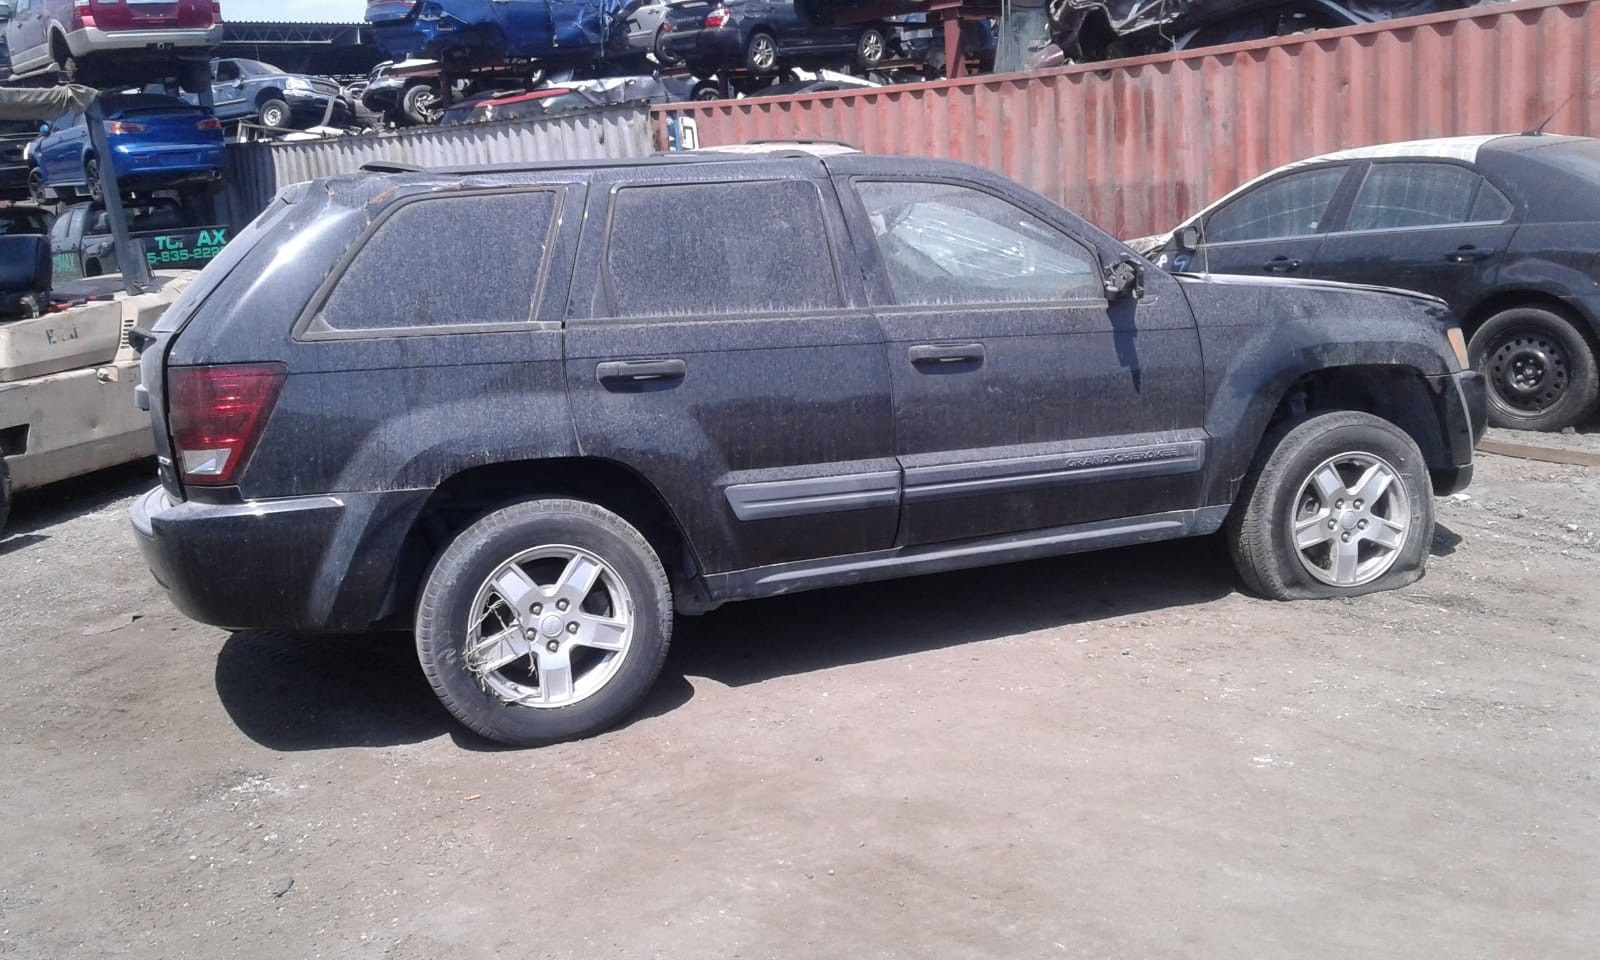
<box><xmin>750</xmin><ymin>34</ymin><xmax>777</xmax><ymax>70</ymax></box>
<box><xmin>1290</xmin><ymin>452</ymin><xmax>1411</xmax><ymax>587</ymax></box>
<box><xmin>465</xmin><ymin>546</ymin><xmax>634</xmax><ymax>708</ymax></box>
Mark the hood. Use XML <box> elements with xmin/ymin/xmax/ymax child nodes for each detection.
<box><xmin>1123</xmin><ymin>233</ymin><xmax>1169</xmax><ymax>258</ymax></box>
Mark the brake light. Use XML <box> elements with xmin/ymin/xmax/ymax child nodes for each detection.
<box><xmin>104</xmin><ymin>121</ymin><xmax>149</xmax><ymax>134</ymax></box>
<box><xmin>704</xmin><ymin>7</ymin><xmax>730</xmax><ymax>27</ymax></box>
<box><xmin>196</xmin><ymin>118</ymin><xmax>222</xmax><ymax>131</ymax></box>
<box><xmin>72</xmin><ymin>0</ymin><xmax>93</xmax><ymax>29</ymax></box>
<box><xmin>168</xmin><ymin>364</ymin><xmax>286</xmax><ymax>487</ymax></box>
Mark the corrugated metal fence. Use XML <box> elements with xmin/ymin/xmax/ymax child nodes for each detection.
<box><xmin>656</xmin><ymin>0</ymin><xmax>1600</xmax><ymax>239</ymax></box>
<box><xmin>225</xmin><ymin>104</ymin><xmax>654</xmax><ymax>226</ymax></box>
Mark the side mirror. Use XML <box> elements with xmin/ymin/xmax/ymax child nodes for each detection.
<box><xmin>1104</xmin><ymin>258</ymin><xmax>1144</xmax><ymax>301</ymax></box>
<box><xmin>0</xmin><ymin>2</ymin><xmax>14</xmax><ymax>19</ymax></box>
<box><xmin>38</xmin><ymin>123</ymin><xmax>50</xmax><ymax>135</ymax></box>
<box><xmin>1175</xmin><ymin>224</ymin><xmax>1201</xmax><ymax>252</ymax></box>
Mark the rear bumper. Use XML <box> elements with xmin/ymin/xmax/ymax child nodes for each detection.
<box><xmin>131</xmin><ymin>485</ymin><xmax>431</xmax><ymax>633</ymax></box>
<box><xmin>111</xmin><ymin>143</ymin><xmax>225</xmax><ymax>181</ymax></box>
<box><xmin>1427</xmin><ymin>370</ymin><xmax>1487</xmax><ymax>496</ymax></box>
<box><xmin>66</xmin><ymin>24</ymin><xmax>224</xmax><ymax>57</ymax></box>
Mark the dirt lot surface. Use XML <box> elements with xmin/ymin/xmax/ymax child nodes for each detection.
<box><xmin>2</xmin><ymin>451</ymin><xmax>1596</xmax><ymax>959</ymax></box>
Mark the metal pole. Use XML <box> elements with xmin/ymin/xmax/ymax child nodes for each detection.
<box><xmin>84</xmin><ymin>99</ymin><xmax>153</xmax><ymax>295</ymax></box>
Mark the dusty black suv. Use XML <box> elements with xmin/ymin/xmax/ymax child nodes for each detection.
<box><xmin>131</xmin><ymin>147</ymin><xmax>1487</xmax><ymax>746</ymax></box>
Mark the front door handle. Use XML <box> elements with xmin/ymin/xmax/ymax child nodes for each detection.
<box><xmin>909</xmin><ymin>342</ymin><xmax>985</xmax><ymax>366</ymax></box>
<box><xmin>1445</xmin><ymin>245</ymin><xmax>1496</xmax><ymax>263</ymax></box>
<box><xmin>1263</xmin><ymin>256</ymin><xmax>1303</xmax><ymax>273</ymax></box>
<box><xmin>596</xmin><ymin>358</ymin><xmax>687</xmax><ymax>384</ymax></box>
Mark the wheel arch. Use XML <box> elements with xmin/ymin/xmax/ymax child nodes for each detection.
<box><xmin>49</xmin><ymin>28</ymin><xmax>71</xmax><ymax>66</ymax></box>
<box><xmin>1459</xmin><ymin>289</ymin><xmax>1598</xmax><ymax>345</ymax></box>
<box><xmin>378</xmin><ymin>456</ymin><xmax>711</xmax><ymax>627</ymax></box>
<box><xmin>1218</xmin><ymin>363</ymin><xmax>1454</xmax><ymax>510</ymax></box>
<box><xmin>254</xmin><ymin>87</ymin><xmax>287</xmax><ymax>108</ymax></box>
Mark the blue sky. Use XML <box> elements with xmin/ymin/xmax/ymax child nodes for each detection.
<box><xmin>224</xmin><ymin>0</ymin><xmax>369</xmax><ymax>23</ymax></box>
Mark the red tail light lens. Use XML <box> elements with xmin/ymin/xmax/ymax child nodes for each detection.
<box><xmin>168</xmin><ymin>364</ymin><xmax>286</xmax><ymax>487</ymax></box>
<box><xmin>704</xmin><ymin>7</ymin><xmax>729</xmax><ymax>27</ymax></box>
<box><xmin>105</xmin><ymin>121</ymin><xmax>149</xmax><ymax>134</ymax></box>
<box><xmin>196</xmin><ymin>118</ymin><xmax>222</xmax><ymax>131</ymax></box>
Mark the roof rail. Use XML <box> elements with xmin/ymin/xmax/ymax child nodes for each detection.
<box><xmin>361</xmin><ymin>160</ymin><xmax>424</xmax><ymax>173</ymax></box>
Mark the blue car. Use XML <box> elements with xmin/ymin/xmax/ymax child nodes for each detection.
<box><xmin>366</xmin><ymin>0</ymin><xmax>624</xmax><ymax>70</ymax></box>
<box><xmin>32</xmin><ymin>93</ymin><xmax>224</xmax><ymax>203</ymax></box>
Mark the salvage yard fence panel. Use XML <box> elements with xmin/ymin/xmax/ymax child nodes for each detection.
<box><xmin>655</xmin><ymin>0</ymin><xmax>1600</xmax><ymax>239</ymax></box>
<box><xmin>225</xmin><ymin>104</ymin><xmax>655</xmax><ymax>227</ymax></box>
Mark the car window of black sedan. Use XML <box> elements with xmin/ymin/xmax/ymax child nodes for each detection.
<box><xmin>1204</xmin><ymin>166</ymin><xmax>1347</xmax><ymax>244</ymax></box>
<box><xmin>1344</xmin><ymin>162</ymin><xmax>1499</xmax><ymax>231</ymax></box>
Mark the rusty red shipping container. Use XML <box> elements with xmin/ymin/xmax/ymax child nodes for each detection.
<box><xmin>654</xmin><ymin>0</ymin><xmax>1600</xmax><ymax>239</ymax></box>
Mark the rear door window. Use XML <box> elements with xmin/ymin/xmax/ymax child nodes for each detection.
<box><xmin>603</xmin><ymin>179</ymin><xmax>842</xmax><ymax>318</ymax></box>
<box><xmin>1204</xmin><ymin>166</ymin><xmax>1349</xmax><ymax>243</ymax></box>
<box><xmin>320</xmin><ymin>190</ymin><xmax>560</xmax><ymax>332</ymax></box>
<box><xmin>1344</xmin><ymin>162</ymin><xmax>1494</xmax><ymax>231</ymax></box>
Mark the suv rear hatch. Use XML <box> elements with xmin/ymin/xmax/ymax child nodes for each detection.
<box><xmin>87</xmin><ymin>0</ymin><xmax>217</xmax><ymax>31</ymax></box>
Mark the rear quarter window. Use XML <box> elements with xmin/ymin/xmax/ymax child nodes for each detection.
<box><xmin>603</xmin><ymin>179</ymin><xmax>842</xmax><ymax>318</ymax></box>
<box><xmin>318</xmin><ymin>190</ymin><xmax>559</xmax><ymax>333</ymax></box>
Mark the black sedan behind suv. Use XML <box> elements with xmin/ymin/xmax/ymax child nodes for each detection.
<box><xmin>132</xmin><ymin>147</ymin><xmax>1485</xmax><ymax>746</ymax></box>
<box><xmin>1137</xmin><ymin>134</ymin><xmax>1600</xmax><ymax>431</ymax></box>
<box><xmin>661</xmin><ymin>0</ymin><xmax>889</xmax><ymax>74</ymax></box>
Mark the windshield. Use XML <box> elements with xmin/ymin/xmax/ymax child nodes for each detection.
<box><xmin>240</xmin><ymin>59</ymin><xmax>287</xmax><ymax>77</ymax></box>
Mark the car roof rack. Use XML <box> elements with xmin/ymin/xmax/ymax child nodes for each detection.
<box><xmin>361</xmin><ymin>160</ymin><xmax>425</xmax><ymax>173</ymax></box>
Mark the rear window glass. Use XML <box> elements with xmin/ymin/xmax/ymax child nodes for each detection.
<box><xmin>605</xmin><ymin>180</ymin><xmax>840</xmax><ymax>318</ymax></box>
<box><xmin>1345</xmin><ymin>162</ymin><xmax>1484</xmax><ymax>231</ymax></box>
<box><xmin>321</xmin><ymin>191</ymin><xmax>557</xmax><ymax>331</ymax></box>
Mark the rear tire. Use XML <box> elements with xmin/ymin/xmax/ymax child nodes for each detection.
<box><xmin>1468</xmin><ymin>306</ymin><xmax>1600</xmax><ymax>432</ymax></box>
<box><xmin>1228</xmin><ymin>411</ymin><xmax>1434</xmax><ymax>600</ymax></box>
<box><xmin>415</xmin><ymin>499</ymin><xmax>673</xmax><ymax>747</ymax></box>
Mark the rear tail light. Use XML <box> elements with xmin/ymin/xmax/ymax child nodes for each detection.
<box><xmin>168</xmin><ymin>363</ymin><xmax>286</xmax><ymax>487</ymax></box>
<box><xmin>72</xmin><ymin>0</ymin><xmax>91</xmax><ymax>29</ymax></box>
<box><xmin>704</xmin><ymin>7</ymin><xmax>730</xmax><ymax>27</ymax></box>
<box><xmin>104</xmin><ymin>121</ymin><xmax>149</xmax><ymax>134</ymax></box>
<box><xmin>196</xmin><ymin>118</ymin><xmax>222</xmax><ymax>131</ymax></box>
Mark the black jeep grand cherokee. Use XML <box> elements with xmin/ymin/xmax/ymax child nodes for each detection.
<box><xmin>131</xmin><ymin>147</ymin><xmax>1487</xmax><ymax>746</ymax></box>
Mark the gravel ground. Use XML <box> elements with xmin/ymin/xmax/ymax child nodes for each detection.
<box><xmin>1</xmin><ymin>453</ymin><xmax>1596</xmax><ymax>959</ymax></box>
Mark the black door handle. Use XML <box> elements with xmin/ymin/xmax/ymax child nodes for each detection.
<box><xmin>1263</xmin><ymin>256</ymin><xmax>1303</xmax><ymax>273</ymax></box>
<box><xmin>1445</xmin><ymin>245</ymin><xmax>1495</xmax><ymax>263</ymax></box>
<box><xmin>909</xmin><ymin>343</ymin><xmax>985</xmax><ymax>365</ymax></box>
<box><xmin>596</xmin><ymin>358</ymin><xmax>687</xmax><ymax>384</ymax></box>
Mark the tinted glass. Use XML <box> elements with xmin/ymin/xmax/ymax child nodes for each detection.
<box><xmin>606</xmin><ymin>180</ymin><xmax>840</xmax><ymax>317</ymax></box>
<box><xmin>1470</xmin><ymin>181</ymin><xmax>1513</xmax><ymax>222</ymax></box>
<box><xmin>854</xmin><ymin>180</ymin><xmax>1100</xmax><ymax>305</ymax></box>
<box><xmin>1205</xmin><ymin>166</ymin><xmax>1347</xmax><ymax>243</ymax></box>
<box><xmin>322</xmin><ymin>191</ymin><xmax>557</xmax><ymax>331</ymax></box>
<box><xmin>1345</xmin><ymin>162</ymin><xmax>1483</xmax><ymax>231</ymax></box>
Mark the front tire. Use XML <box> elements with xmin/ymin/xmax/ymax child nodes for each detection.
<box><xmin>1228</xmin><ymin>411</ymin><xmax>1434</xmax><ymax>600</ymax></box>
<box><xmin>85</xmin><ymin>156</ymin><xmax>103</xmax><ymax>204</ymax></box>
<box><xmin>258</xmin><ymin>98</ymin><xmax>292</xmax><ymax>130</ymax></box>
<box><xmin>1468</xmin><ymin>306</ymin><xmax>1600</xmax><ymax>431</ymax></box>
<box><xmin>401</xmin><ymin>83</ymin><xmax>444</xmax><ymax>126</ymax></box>
<box><xmin>27</xmin><ymin>167</ymin><xmax>48</xmax><ymax>204</ymax></box>
<box><xmin>415</xmin><ymin>499</ymin><xmax>673</xmax><ymax>747</ymax></box>
<box><xmin>856</xmin><ymin>27</ymin><xmax>887</xmax><ymax>68</ymax></box>
<box><xmin>744</xmin><ymin>31</ymin><xmax>779</xmax><ymax>73</ymax></box>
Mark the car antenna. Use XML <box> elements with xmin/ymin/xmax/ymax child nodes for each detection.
<box><xmin>1525</xmin><ymin>93</ymin><xmax>1576</xmax><ymax>136</ymax></box>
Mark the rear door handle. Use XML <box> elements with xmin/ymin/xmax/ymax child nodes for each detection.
<box><xmin>1263</xmin><ymin>256</ymin><xmax>1303</xmax><ymax>273</ymax></box>
<box><xmin>596</xmin><ymin>358</ymin><xmax>687</xmax><ymax>384</ymax></box>
<box><xmin>1445</xmin><ymin>245</ymin><xmax>1496</xmax><ymax>263</ymax></box>
<box><xmin>909</xmin><ymin>343</ymin><xmax>985</xmax><ymax>365</ymax></box>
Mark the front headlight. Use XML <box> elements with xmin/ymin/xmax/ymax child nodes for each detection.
<box><xmin>285</xmin><ymin>77</ymin><xmax>312</xmax><ymax>92</ymax></box>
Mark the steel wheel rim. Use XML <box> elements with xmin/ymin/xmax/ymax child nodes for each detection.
<box><xmin>262</xmin><ymin>104</ymin><xmax>287</xmax><ymax>127</ymax></box>
<box><xmin>465</xmin><ymin>545</ymin><xmax>635</xmax><ymax>709</ymax></box>
<box><xmin>751</xmin><ymin>35</ymin><xmax>776</xmax><ymax>69</ymax></box>
<box><xmin>861</xmin><ymin>31</ymin><xmax>883</xmax><ymax>60</ymax></box>
<box><xmin>1290</xmin><ymin>451</ymin><xmax>1411</xmax><ymax>587</ymax></box>
<box><xmin>87</xmin><ymin>160</ymin><xmax>102</xmax><ymax>203</ymax></box>
<box><xmin>1486</xmin><ymin>331</ymin><xmax>1569</xmax><ymax>414</ymax></box>
<box><xmin>411</xmin><ymin>89</ymin><xmax>442</xmax><ymax>123</ymax></box>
